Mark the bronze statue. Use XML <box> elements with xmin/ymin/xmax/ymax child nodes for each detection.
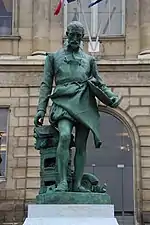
<box><xmin>34</xmin><ymin>21</ymin><xmax>121</xmax><ymax>193</ymax></box>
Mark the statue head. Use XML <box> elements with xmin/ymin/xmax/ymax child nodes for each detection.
<box><xmin>66</xmin><ymin>21</ymin><xmax>84</xmax><ymax>51</ymax></box>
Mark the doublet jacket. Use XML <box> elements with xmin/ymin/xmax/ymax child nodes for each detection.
<box><xmin>37</xmin><ymin>46</ymin><xmax>117</xmax><ymax>148</ymax></box>
<box><xmin>37</xmin><ymin>47</ymin><xmax>104</xmax><ymax>113</ymax></box>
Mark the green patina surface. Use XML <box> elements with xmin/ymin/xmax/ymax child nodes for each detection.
<box><xmin>34</xmin><ymin>125</ymin><xmax>108</xmax><ymax>199</ymax></box>
<box><xmin>36</xmin><ymin>192</ymin><xmax>111</xmax><ymax>204</ymax></box>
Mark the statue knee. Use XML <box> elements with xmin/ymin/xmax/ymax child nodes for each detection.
<box><xmin>59</xmin><ymin>131</ymin><xmax>71</xmax><ymax>145</ymax></box>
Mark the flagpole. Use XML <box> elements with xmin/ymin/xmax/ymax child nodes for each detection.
<box><xmin>93</xmin><ymin>0</ymin><xmax>108</xmax><ymax>52</ymax></box>
<box><xmin>77</xmin><ymin>0</ymin><xmax>95</xmax><ymax>55</ymax></box>
<box><xmin>93</xmin><ymin>21</ymin><xmax>101</xmax><ymax>52</ymax></box>
<box><xmin>102</xmin><ymin>6</ymin><xmax>116</xmax><ymax>34</ymax></box>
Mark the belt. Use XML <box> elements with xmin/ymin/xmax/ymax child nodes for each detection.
<box><xmin>56</xmin><ymin>79</ymin><xmax>90</xmax><ymax>86</ymax></box>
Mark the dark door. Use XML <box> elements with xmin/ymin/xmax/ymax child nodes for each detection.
<box><xmin>85</xmin><ymin>111</ymin><xmax>134</xmax><ymax>225</ymax></box>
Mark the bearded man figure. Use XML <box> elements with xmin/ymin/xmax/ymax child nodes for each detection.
<box><xmin>34</xmin><ymin>21</ymin><xmax>121</xmax><ymax>192</ymax></box>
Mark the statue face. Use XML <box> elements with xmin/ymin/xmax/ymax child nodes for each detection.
<box><xmin>67</xmin><ymin>28</ymin><xmax>83</xmax><ymax>50</ymax></box>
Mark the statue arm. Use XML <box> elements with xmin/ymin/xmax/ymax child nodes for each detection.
<box><xmin>37</xmin><ymin>53</ymin><xmax>54</xmax><ymax>113</ymax></box>
<box><xmin>90</xmin><ymin>57</ymin><xmax>107</xmax><ymax>89</ymax></box>
<box><xmin>90</xmin><ymin>57</ymin><xmax>121</xmax><ymax>107</ymax></box>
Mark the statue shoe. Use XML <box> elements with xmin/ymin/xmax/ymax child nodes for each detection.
<box><xmin>55</xmin><ymin>181</ymin><xmax>68</xmax><ymax>192</ymax></box>
<box><xmin>73</xmin><ymin>185</ymin><xmax>90</xmax><ymax>192</ymax></box>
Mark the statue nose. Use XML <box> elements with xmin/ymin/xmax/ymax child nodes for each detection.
<box><xmin>74</xmin><ymin>34</ymin><xmax>79</xmax><ymax>39</ymax></box>
<box><xmin>73</xmin><ymin>36</ymin><xmax>77</xmax><ymax>40</ymax></box>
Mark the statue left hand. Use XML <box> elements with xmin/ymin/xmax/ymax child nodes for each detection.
<box><xmin>34</xmin><ymin>111</ymin><xmax>45</xmax><ymax>127</ymax></box>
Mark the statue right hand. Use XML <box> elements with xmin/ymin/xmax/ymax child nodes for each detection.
<box><xmin>110</xmin><ymin>96</ymin><xmax>122</xmax><ymax>108</ymax></box>
<box><xmin>34</xmin><ymin>111</ymin><xmax>45</xmax><ymax>127</ymax></box>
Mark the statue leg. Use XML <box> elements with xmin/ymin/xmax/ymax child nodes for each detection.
<box><xmin>73</xmin><ymin>124</ymin><xmax>89</xmax><ymax>192</ymax></box>
<box><xmin>55</xmin><ymin>119</ymin><xmax>73</xmax><ymax>192</ymax></box>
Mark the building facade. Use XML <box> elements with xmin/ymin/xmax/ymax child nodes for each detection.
<box><xmin>0</xmin><ymin>0</ymin><xmax>150</xmax><ymax>225</ymax></box>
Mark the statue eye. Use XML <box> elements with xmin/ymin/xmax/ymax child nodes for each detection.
<box><xmin>69</xmin><ymin>33</ymin><xmax>74</xmax><ymax>37</ymax></box>
<box><xmin>77</xmin><ymin>34</ymin><xmax>82</xmax><ymax>38</ymax></box>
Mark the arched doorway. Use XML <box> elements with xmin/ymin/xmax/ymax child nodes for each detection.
<box><xmin>85</xmin><ymin>109</ymin><xmax>134</xmax><ymax>225</ymax></box>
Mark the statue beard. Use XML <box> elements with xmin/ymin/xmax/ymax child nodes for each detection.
<box><xmin>68</xmin><ymin>42</ymin><xmax>80</xmax><ymax>51</ymax></box>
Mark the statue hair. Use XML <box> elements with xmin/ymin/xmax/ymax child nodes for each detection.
<box><xmin>67</xmin><ymin>21</ymin><xmax>84</xmax><ymax>36</ymax></box>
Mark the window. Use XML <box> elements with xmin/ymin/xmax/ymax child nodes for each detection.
<box><xmin>66</xmin><ymin>0</ymin><xmax>91</xmax><ymax>36</ymax></box>
<box><xmin>0</xmin><ymin>108</ymin><xmax>8</xmax><ymax>177</ymax></box>
<box><xmin>64</xmin><ymin>0</ymin><xmax>125</xmax><ymax>37</ymax></box>
<box><xmin>0</xmin><ymin>0</ymin><xmax>13</xmax><ymax>35</ymax></box>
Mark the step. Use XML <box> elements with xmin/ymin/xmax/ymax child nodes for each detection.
<box><xmin>24</xmin><ymin>217</ymin><xmax>119</xmax><ymax>225</ymax></box>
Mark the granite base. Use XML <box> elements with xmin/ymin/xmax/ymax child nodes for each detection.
<box><xmin>28</xmin><ymin>204</ymin><xmax>114</xmax><ymax>218</ymax></box>
<box><xmin>23</xmin><ymin>204</ymin><xmax>119</xmax><ymax>225</ymax></box>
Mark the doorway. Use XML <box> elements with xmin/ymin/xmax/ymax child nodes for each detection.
<box><xmin>85</xmin><ymin>110</ymin><xmax>134</xmax><ymax>225</ymax></box>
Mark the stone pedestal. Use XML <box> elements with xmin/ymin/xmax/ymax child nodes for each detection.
<box><xmin>23</xmin><ymin>204</ymin><xmax>119</xmax><ymax>225</ymax></box>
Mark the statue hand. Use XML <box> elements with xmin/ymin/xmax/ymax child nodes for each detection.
<box><xmin>110</xmin><ymin>96</ymin><xmax>122</xmax><ymax>108</ymax></box>
<box><xmin>34</xmin><ymin>111</ymin><xmax>45</xmax><ymax>127</ymax></box>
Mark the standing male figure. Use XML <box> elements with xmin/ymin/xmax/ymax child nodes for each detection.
<box><xmin>34</xmin><ymin>21</ymin><xmax>120</xmax><ymax>192</ymax></box>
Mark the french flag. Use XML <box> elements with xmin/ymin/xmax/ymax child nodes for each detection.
<box><xmin>54</xmin><ymin>0</ymin><xmax>76</xmax><ymax>15</ymax></box>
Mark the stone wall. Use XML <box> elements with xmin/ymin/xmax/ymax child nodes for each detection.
<box><xmin>0</xmin><ymin>0</ymin><xmax>140</xmax><ymax>58</ymax></box>
<box><xmin>0</xmin><ymin>58</ymin><xmax>150</xmax><ymax>224</ymax></box>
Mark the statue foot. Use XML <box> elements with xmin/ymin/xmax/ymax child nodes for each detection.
<box><xmin>55</xmin><ymin>181</ymin><xmax>68</xmax><ymax>192</ymax></box>
<box><xmin>73</xmin><ymin>185</ymin><xmax>90</xmax><ymax>192</ymax></box>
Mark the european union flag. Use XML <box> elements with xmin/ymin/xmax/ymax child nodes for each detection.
<box><xmin>88</xmin><ymin>0</ymin><xmax>103</xmax><ymax>8</ymax></box>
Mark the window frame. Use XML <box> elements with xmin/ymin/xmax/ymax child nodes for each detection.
<box><xmin>64</xmin><ymin>0</ymin><xmax>126</xmax><ymax>38</ymax></box>
<box><xmin>12</xmin><ymin>0</ymin><xmax>19</xmax><ymax>35</ymax></box>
